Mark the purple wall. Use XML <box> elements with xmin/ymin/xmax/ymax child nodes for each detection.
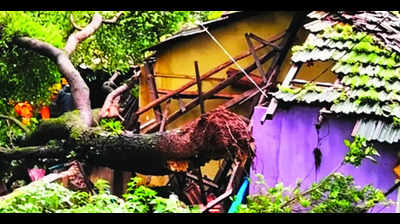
<box><xmin>249</xmin><ymin>105</ymin><xmax>398</xmax><ymax>213</ymax></box>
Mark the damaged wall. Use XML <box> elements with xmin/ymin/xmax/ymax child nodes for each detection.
<box><xmin>249</xmin><ymin>105</ymin><xmax>399</xmax><ymax>213</ymax></box>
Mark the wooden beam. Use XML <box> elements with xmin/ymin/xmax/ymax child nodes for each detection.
<box><xmin>245</xmin><ymin>33</ymin><xmax>266</xmax><ymax>83</ymax></box>
<box><xmin>220</xmin><ymin>85</ymin><xmax>269</xmax><ymax>110</ymax></box>
<box><xmin>194</xmin><ymin>61</ymin><xmax>205</xmax><ymax>115</ymax></box>
<box><xmin>257</xmin><ymin>11</ymin><xmax>308</xmax><ymax>107</ymax></box>
<box><xmin>247</xmin><ymin>32</ymin><xmax>282</xmax><ymax>51</ymax></box>
<box><xmin>157</xmin><ymin>89</ymin><xmax>237</xmax><ymax>100</ymax></box>
<box><xmin>226</xmin><ymin>68</ymin><xmax>263</xmax><ymax>89</ymax></box>
<box><xmin>143</xmin><ymin>49</ymin><xmax>278</xmax><ymax>133</ymax></box>
<box><xmin>154</xmin><ymin>73</ymin><xmax>224</xmax><ymax>82</ymax></box>
<box><xmin>261</xmin><ymin>62</ymin><xmax>303</xmax><ymax>123</ymax></box>
<box><xmin>135</xmin><ymin>37</ymin><xmax>274</xmax><ymax>118</ymax></box>
<box><xmin>200</xmin><ymin>160</ymin><xmax>240</xmax><ymax>213</ymax></box>
<box><xmin>193</xmin><ymin>163</ymin><xmax>207</xmax><ymax>205</ymax></box>
<box><xmin>291</xmin><ymin>79</ymin><xmax>335</xmax><ymax>88</ymax></box>
<box><xmin>186</xmin><ymin>173</ymin><xmax>219</xmax><ymax>189</ymax></box>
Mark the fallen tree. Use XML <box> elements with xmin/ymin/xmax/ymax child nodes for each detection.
<box><xmin>0</xmin><ymin>11</ymin><xmax>255</xmax><ymax>195</ymax></box>
<box><xmin>1</xmin><ymin>107</ymin><xmax>254</xmax><ymax>176</ymax></box>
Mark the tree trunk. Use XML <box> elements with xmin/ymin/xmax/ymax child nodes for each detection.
<box><xmin>1</xmin><ymin>108</ymin><xmax>254</xmax><ymax>176</ymax></box>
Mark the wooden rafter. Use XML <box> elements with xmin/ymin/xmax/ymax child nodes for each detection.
<box><xmin>142</xmin><ymin>48</ymin><xmax>278</xmax><ymax>133</ymax></box>
<box><xmin>135</xmin><ymin>36</ymin><xmax>274</xmax><ymax>118</ymax></box>
<box><xmin>245</xmin><ymin>33</ymin><xmax>267</xmax><ymax>83</ymax></box>
<box><xmin>194</xmin><ymin>61</ymin><xmax>205</xmax><ymax>115</ymax></box>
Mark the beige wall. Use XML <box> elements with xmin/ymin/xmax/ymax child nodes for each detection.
<box><xmin>140</xmin><ymin>12</ymin><xmax>311</xmax><ymax>126</ymax></box>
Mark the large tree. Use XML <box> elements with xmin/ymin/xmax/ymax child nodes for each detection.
<box><xmin>0</xmin><ymin>11</ymin><xmax>252</xmax><ymax>189</ymax></box>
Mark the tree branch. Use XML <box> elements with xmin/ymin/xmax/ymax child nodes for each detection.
<box><xmin>69</xmin><ymin>14</ymin><xmax>83</xmax><ymax>31</ymax></box>
<box><xmin>1</xmin><ymin>108</ymin><xmax>254</xmax><ymax>175</ymax></box>
<box><xmin>15</xmin><ymin>36</ymin><xmax>93</xmax><ymax>127</ymax></box>
<box><xmin>64</xmin><ymin>13</ymin><xmax>103</xmax><ymax>56</ymax></box>
<box><xmin>103</xmin><ymin>11</ymin><xmax>124</xmax><ymax>24</ymax></box>
<box><xmin>0</xmin><ymin>114</ymin><xmax>29</xmax><ymax>133</ymax></box>
<box><xmin>99</xmin><ymin>70</ymin><xmax>140</xmax><ymax>119</ymax></box>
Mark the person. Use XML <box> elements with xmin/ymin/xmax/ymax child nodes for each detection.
<box><xmin>50</xmin><ymin>84</ymin><xmax>76</xmax><ymax>117</ymax></box>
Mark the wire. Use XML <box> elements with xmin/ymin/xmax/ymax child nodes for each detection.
<box><xmin>197</xmin><ymin>23</ymin><xmax>270</xmax><ymax>100</ymax></box>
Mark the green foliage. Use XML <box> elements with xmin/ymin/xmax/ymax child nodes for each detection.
<box><xmin>354</xmin><ymin>88</ymin><xmax>380</xmax><ymax>105</ymax></box>
<box><xmin>393</xmin><ymin>116</ymin><xmax>400</xmax><ymax>128</ymax></box>
<box><xmin>0</xmin><ymin>178</ymin><xmax>197</xmax><ymax>213</ymax></box>
<box><xmin>0</xmin><ymin>11</ymin><xmax>196</xmax><ymax>148</ymax></box>
<box><xmin>237</xmin><ymin>174</ymin><xmax>292</xmax><ymax>213</ymax></box>
<box><xmin>71</xmin><ymin>11</ymin><xmax>193</xmax><ymax>74</ymax></box>
<box><xmin>0</xmin><ymin>180</ymin><xmax>75</xmax><ymax>213</ymax></box>
<box><xmin>308</xmin><ymin>173</ymin><xmax>388</xmax><ymax>213</ymax></box>
<box><xmin>122</xmin><ymin>177</ymin><xmax>195</xmax><ymax>213</ymax></box>
<box><xmin>99</xmin><ymin>118</ymin><xmax>124</xmax><ymax>135</ymax></box>
<box><xmin>333</xmin><ymin>91</ymin><xmax>348</xmax><ymax>104</ymax></box>
<box><xmin>0</xmin><ymin>11</ymin><xmax>72</xmax><ymax>49</ymax></box>
<box><xmin>344</xmin><ymin>136</ymin><xmax>380</xmax><ymax>166</ymax></box>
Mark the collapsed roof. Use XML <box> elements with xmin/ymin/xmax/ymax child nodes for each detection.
<box><xmin>272</xmin><ymin>11</ymin><xmax>400</xmax><ymax>143</ymax></box>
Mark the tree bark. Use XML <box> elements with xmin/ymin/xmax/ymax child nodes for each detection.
<box><xmin>13</xmin><ymin>12</ymin><xmax>124</xmax><ymax>128</ymax></box>
<box><xmin>2</xmin><ymin>108</ymin><xmax>254</xmax><ymax>176</ymax></box>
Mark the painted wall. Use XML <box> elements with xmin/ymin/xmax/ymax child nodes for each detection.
<box><xmin>138</xmin><ymin>12</ymin><xmax>309</xmax><ymax>185</ymax></box>
<box><xmin>139</xmin><ymin>12</ymin><xmax>310</xmax><ymax>128</ymax></box>
<box><xmin>249</xmin><ymin>105</ymin><xmax>398</xmax><ymax>213</ymax></box>
<box><xmin>137</xmin><ymin>12</ymin><xmax>336</xmax><ymax>187</ymax></box>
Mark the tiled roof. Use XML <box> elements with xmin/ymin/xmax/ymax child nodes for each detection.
<box><xmin>273</xmin><ymin>11</ymin><xmax>400</xmax><ymax>143</ymax></box>
<box><xmin>272</xmin><ymin>87</ymin><xmax>343</xmax><ymax>104</ymax></box>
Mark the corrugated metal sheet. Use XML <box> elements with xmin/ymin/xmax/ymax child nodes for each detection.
<box><xmin>354</xmin><ymin>118</ymin><xmax>400</xmax><ymax>144</ymax></box>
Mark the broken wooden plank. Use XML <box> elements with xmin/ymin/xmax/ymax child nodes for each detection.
<box><xmin>200</xmin><ymin>161</ymin><xmax>239</xmax><ymax>213</ymax></box>
<box><xmin>194</xmin><ymin>61</ymin><xmax>205</xmax><ymax>115</ymax></box>
<box><xmin>186</xmin><ymin>173</ymin><xmax>219</xmax><ymax>189</ymax></box>
<box><xmin>192</xmin><ymin>162</ymin><xmax>207</xmax><ymax>205</ymax></box>
<box><xmin>261</xmin><ymin>62</ymin><xmax>303</xmax><ymax>122</ymax></box>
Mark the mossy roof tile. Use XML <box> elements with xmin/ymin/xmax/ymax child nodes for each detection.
<box><xmin>273</xmin><ymin>11</ymin><xmax>400</xmax><ymax>143</ymax></box>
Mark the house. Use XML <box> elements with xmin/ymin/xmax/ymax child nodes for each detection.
<box><xmin>137</xmin><ymin>11</ymin><xmax>310</xmax><ymax>187</ymax></box>
<box><xmin>250</xmin><ymin>11</ymin><xmax>400</xmax><ymax>212</ymax></box>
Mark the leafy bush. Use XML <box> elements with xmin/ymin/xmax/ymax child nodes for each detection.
<box><xmin>0</xmin><ymin>177</ymin><xmax>197</xmax><ymax>213</ymax></box>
